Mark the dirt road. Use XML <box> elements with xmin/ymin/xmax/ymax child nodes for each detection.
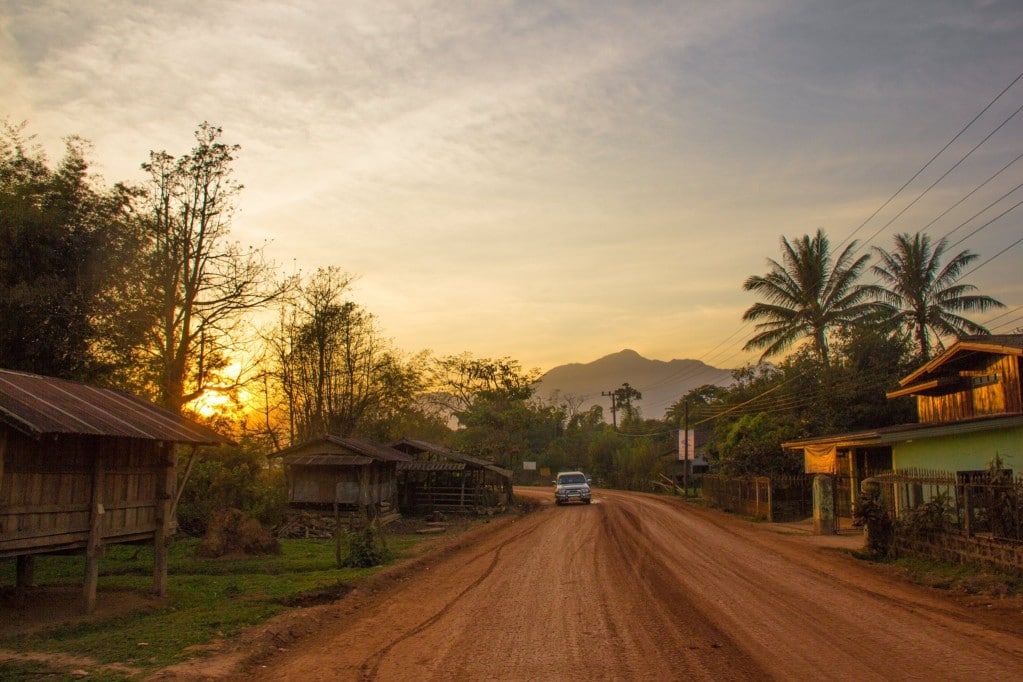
<box><xmin>228</xmin><ymin>487</ymin><xmax>1023</xmax><ymax>681</ymax></box>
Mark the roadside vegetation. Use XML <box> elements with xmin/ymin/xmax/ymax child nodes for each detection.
<box><xmin>0</xmin><ymin>532</ymin><xmax>426</xmax><ymax>678</ymax></box>
<box><xmin>889</xmin><ymin>556</ymin><xmax>1023</xmax><ymax>597</ymax></box>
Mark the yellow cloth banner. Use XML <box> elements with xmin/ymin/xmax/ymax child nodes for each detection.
<box><xmin>804</xmin><ymin>444</ymin><xmax>837</xmax><ymax>474</ymax></box>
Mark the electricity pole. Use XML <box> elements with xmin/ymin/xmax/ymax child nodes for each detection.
<box><xmin>682</xmin><ymin>400</ymin><xmax>689</xmax><ymax>498</ymax></box>
<box><xmin>601</xmin><ymin>390</ymin><xmax>618</xmax><ymax>430</ymax></box>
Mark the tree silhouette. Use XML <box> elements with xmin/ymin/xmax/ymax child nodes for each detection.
<box><xmin>742</xmin><ymin>229</ymin><xmax>883</xmax><ymax>365</ymax></box>
<box><xmin>872</xmin><ymin>233</ymin><xmax>1004</xmax><ymax>360</ymax></box>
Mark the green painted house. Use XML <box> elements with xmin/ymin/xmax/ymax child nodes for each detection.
<box><xmin>784</xmin><ymin>335</ymin><xmax>1023</xmax><ymax>520</ymax></box>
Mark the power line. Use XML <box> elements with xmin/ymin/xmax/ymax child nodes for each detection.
<box><xmin>854</xmin><ymin>99</ymin><xmax>1023</xmax><ymax>252</ymax></box>
<box><xmin>982</xmin><ymin>304</ymin><xmax>1023</xmax><ymax>327</ymax></box>
<box><xmin>992</xmin><ymin>313</ymin><xmax>1023</xmax><ymax>333</ymax></box>
<box><xmin>836</xmin><ymin>69</ymin><xmax>1023</xmax><ymax>251</ymax></box>
<box><xmin>946</xmin><ymin>195</ymin><xmax>1023</xmax><ymax>250</ymax></box>
<box><xmin>920</xmin><ymin>150</ymin><xmax>1023</xmax><ymax>237</ymax></box>
<box><xmin>655</xmin><ymin>70</ymin><xmax>1023</xmax><ymax>394</ymax></box>
<box><xmin>959</xmin><ymin>233</ymin><xmax>1023</xmax><ymax>281</ymax></box>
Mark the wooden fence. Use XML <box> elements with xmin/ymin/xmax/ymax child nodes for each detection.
<box><xmin>700</xmin><ymin>474</ymin><xmax>812</xmax><ymax>522</ymax></box>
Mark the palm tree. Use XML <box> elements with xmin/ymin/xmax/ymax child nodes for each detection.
<box><xmin>742</xmin><ymin>229</ymin><xmax>883</xmax><ymax>365</ymax></box>
<box><xmin>872</xmin><ymin>232</ymin><xmax>1004</xmax><ymax>360</ymax></box>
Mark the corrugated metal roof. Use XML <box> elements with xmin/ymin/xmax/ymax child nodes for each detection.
<box><xmin>0</xmin><ymin>369</ymin><xmax>230</xmax><ymax>444</ymax></box>
<box><xmin>284</xmin><ymin>454</ymin><xmax>372</xmax><ymax>467</ymax></box>
<box><xmin>783</xmin><ymin>413</ymin><xmax>1023</xmax><ymax>450</ymax></box>
<box><xmin>390</xmin><ymin>437</ymin><xmax>513</xmax><ymax>478</ymax></box>
<box><xmin>271</xmin><ymin>434</ymin><xmax>413</xmax><ymax>463</ymax></box>
<box><xmin>397</xmin><ymin>460</ymin><xmax>466</xmax><ymax>472</ymax></box>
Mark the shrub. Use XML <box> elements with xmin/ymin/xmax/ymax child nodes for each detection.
<box><xmin>855</xmin><ymin>486</ymin><xmax>894</xmax><ymax>559</ymax></box>
<box><xmin>340</xmin><ymin>526</ymin><xmax>391</xmax><ymax>568</ymax></box>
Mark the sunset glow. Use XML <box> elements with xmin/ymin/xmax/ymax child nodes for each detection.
<box><xmin>5</xmin><ymin>2</ymin><xmax>1021</xmax><ymax>371</ymax></box>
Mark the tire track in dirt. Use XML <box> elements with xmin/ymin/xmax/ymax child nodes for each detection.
<box><xmin>600</xmin><ymin>489</ymin><xmax>1023</xmax><ymax>680</ymax></box>
<box><xmin>597</xmin><ymin>499</ymin><xmax>771</xmax><ymax>680</ymax></box>
<box><xmin>359</xmin><ymin>520</ymin><xmax>543</xmax><ymax>681</ymax></box>
<box><xmin>218</xmin><ymin>488</ymin><xmax>1023</xmax><ymax>681</ymax></box>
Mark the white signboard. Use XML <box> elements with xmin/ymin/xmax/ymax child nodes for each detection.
<box><xmin>522</xmin><ymin>461</ymin><xmax>537</xmax><ymax>471</ymax></box>
<box><xmin>678</xmin><ymin>430</ymin><xmax>695</xmax><ymax>461</ymax></box>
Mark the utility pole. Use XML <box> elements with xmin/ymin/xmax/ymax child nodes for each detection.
<box><xmin>601</xmin><ymin>390</ymin><xmax>618</xmax><ymax>430</ymax></box>
<box><xmin>682</xmin><ymin>400</ymin><xmax>689</xmax><ymax>498</ymax></box>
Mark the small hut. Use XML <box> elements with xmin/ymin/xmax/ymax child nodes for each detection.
<box><xmin>0</xmin><ymin>369</ymin><xmax>230</xmax><ymax>612</ymax></box>
<box><xmin>390</xmin><ymin>438</ymin><xmax>513</xmax><ymax>514</ymax></box>
<box><xmin>272</xmin><ymin>436</ymin><xmax>411</xmax><ymax>525</ymax></box>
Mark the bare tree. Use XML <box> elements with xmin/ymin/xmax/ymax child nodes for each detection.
<box><xmin>135</xmin><ymin>123</ymin><xmax>289</xmax><ymax>413</ymax></box>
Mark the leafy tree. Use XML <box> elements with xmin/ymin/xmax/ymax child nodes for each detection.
<box><xmin>871</xmin><ymin>232</ymin><xmax>1004</xmax><ymax>360</ymax></box>
<box><xmin>821</xmin><ymin>324</ymin><xmax>917</xmax><ymax>430</ymax></box>
<box><xmin>431</xmin><ymin>353</ymin><xmax>538</xmax><ymax>412</ymax></box>
<box><xmin>742</xmin><ymin>229</ymin><xmax>884</xmax><ymax>365</ymax></box>
<box><xmin>715</xmin><ymin>412</ymin><xmax>803</xmax><ymax>476</ymax></box>
<box><xmin>432</xmin><ymin>354</ymin><xmax>542</xmax><ymax>468</ymax></box>
<box><xmin>175</xmin><ymin>440</ymin><xmax>287</xmax><ymax>536</ymax></box>
<box><xmin>664</xmin><ymin>384</ymin><xmax>729</xmax><ymax>427</ymax></box>
<box><xmin>669</xmin><ymin>324</ymin><xmax>916</xmax><ymax>476</ymax></box>
<box><xmin>266</xmin><ymin>267</ymin><xmax>435</xmax><ymax>444</ymax></box>
<box><xmin>0</xmin><ymin>122</ymin><xmax>139</xmax><ymax>380</ymax></box>
<box><xmin>128</xmin><ymin>123</ymin><xmax>290</xmax><ymax>413</ymax></box>
<box><xmin>613</xmin><ymin>382</ymin><xmax>643</xmax><ymax>424</ymax></box>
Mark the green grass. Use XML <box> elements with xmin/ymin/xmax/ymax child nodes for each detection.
<box><xmin>890</xmin><ymin>556</ymin><xmax>1023</xmax><ymax>596</ymax></box>
<box><xmin>0</xmin><ymin>533</ymin><xmax>427</xmax><ymax>677</ymax></box>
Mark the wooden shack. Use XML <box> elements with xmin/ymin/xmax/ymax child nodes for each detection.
<box><xmin>0</xmin><ymin>369</ymin><xmax>230</xmax><ymax>612</ymax></box>
<box><xmin>272</xmin><ymin>435</ymin><xmax>411</xmax><ymax>521</ymax></box>
<box><xmin>391</xmin><ymin>438</ymin><xmax>513</xmax><ymax>514</ymax></box>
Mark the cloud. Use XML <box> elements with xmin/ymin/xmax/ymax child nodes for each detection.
<box><xmin>5</xmin><ymin>0</ymin><xmax>1022</xmax><ymax>369</ymax></box>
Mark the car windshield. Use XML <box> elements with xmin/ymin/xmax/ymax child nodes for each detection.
<box><xmin>559</xmin><ymin>474</ymin><xmax>586</xmax><ymax>485</ymax></box>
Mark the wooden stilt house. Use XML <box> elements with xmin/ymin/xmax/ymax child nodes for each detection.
<box><xmin>272</xmin><ymin>436</ymin><xmax>411</xmax><ymax>522</ymax></box>
<box><xmin>0</xmin><ymin>369</ymin><xmax>230</xmax><ymax>612</ymax></box>
<box><xmin>390</xmin><ymin>438</ymin><xmax>513</xmax><ymax>514</ymax></box>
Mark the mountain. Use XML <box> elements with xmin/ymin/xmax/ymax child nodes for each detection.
<box><xmin>535</xmin><ymin>349</ymin><xmax>734</xmax><ymax>421</ymax></box>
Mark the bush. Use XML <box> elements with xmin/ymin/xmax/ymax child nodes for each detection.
<box><xmin>340</xmin><ymin>526</ymin><xmax>391</xmax><ymax>568</ymax></box>
<box><xmin>855</xmin><ymin>487</ymin><xmax>894</xmax><ymax>559</ymax></box>
<box><xmin>900</xmin><ymin>492</ymin><xmax>955</xmax><ymax>537</ymax></box>
<box><xmin>176</xmin><ymin>448</ymin><xmax>287</xmax><ymax>536</ymax></box>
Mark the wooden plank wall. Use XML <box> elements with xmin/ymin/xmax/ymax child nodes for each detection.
<box><xmin>287</xmin><ymin>463</ymin><xmax>397</xmax><ymax>507</ymax></box>
<box><xmin>917</xmin><ymin>354</ymin><xmax>1021</xmax><ymax>424</ymax></box>
<box><xmin>0</xmin><ymin>430</ymin><xmax>163</xmax><ymax>558</ymax></box>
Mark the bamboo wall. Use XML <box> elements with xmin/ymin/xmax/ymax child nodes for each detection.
<box><xmin>0</xmin><ymin>428</ymin><xmax>172</xmax><ymax>558</ymax></box>
<box><xmin>287</xmin><ymin>462</ymin><xmax>396</xmax><ymax>507</ymax></box>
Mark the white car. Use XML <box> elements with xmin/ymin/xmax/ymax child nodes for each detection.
<box><xmin>553</xmin><ymin>471</ymin><xmax>592</xmax><ymax>505</ymax></box>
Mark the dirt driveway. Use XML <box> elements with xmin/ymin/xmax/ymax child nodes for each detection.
<box><xmin>170</xmin><ymin>486</ymin><xmax>1023</xmax><ymax>681</ymax></box>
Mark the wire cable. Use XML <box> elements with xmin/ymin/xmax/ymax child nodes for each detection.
<box><xmin>835</xmin><ymin>69</ymin><xmax>1023</xmax><ymax>250</ymax></box>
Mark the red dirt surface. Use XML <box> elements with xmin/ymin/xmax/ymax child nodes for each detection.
<box><xmin>157</xmin><ymin>487</ymin><xmax>1023</xmax><ymax>681</ymax></box>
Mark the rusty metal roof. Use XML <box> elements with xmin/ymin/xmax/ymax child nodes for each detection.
<box><xmin>397</xmin><ymin>460</ymin><xmax>466</xmax><ymax>472</ymax></box>
<box><xmin>285</xmin><ymin>454</ymin><xmax>373</xmax><ymax>467</ymax></box>
<box><xmin>272</xmin><ymin>435</ymin><xmax>413</xmax><ymax>464</ymax></box>
<box><xmin>0</xmin><ymin>369</ymin><xmax>230</xmax><ymax>444</ymax></box>
<box><xmin>390</xmin><ymin>437</ymin><xmax>513</xmax><ymax>478</ymax></box>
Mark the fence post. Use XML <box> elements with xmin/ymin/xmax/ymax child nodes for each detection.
<box><xmin>813</xmin><ymin>474</ymin><xmax>836</xmax><ymax>535</ymax></box>
<box><xmin>963</xmin><ymin>483</ymin><xmax>972</xmax><ymax>538</ymax></box>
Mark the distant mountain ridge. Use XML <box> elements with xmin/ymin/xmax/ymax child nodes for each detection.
<box><xmin>536</xmin><ymin>349</ymin><xmax>734</xmax><ymax>421</ymax></box>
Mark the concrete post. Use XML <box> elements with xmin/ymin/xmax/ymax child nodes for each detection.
<box><xmin>813</xmin><ymin>474</ymin><xmax>836</xmax><ymax>535</ymax></box>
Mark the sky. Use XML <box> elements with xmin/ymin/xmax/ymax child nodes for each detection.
<box><xmin>3</xmin><ymin>0</ymin><xmax>1022</xmax><ymax>376</ymax></box>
